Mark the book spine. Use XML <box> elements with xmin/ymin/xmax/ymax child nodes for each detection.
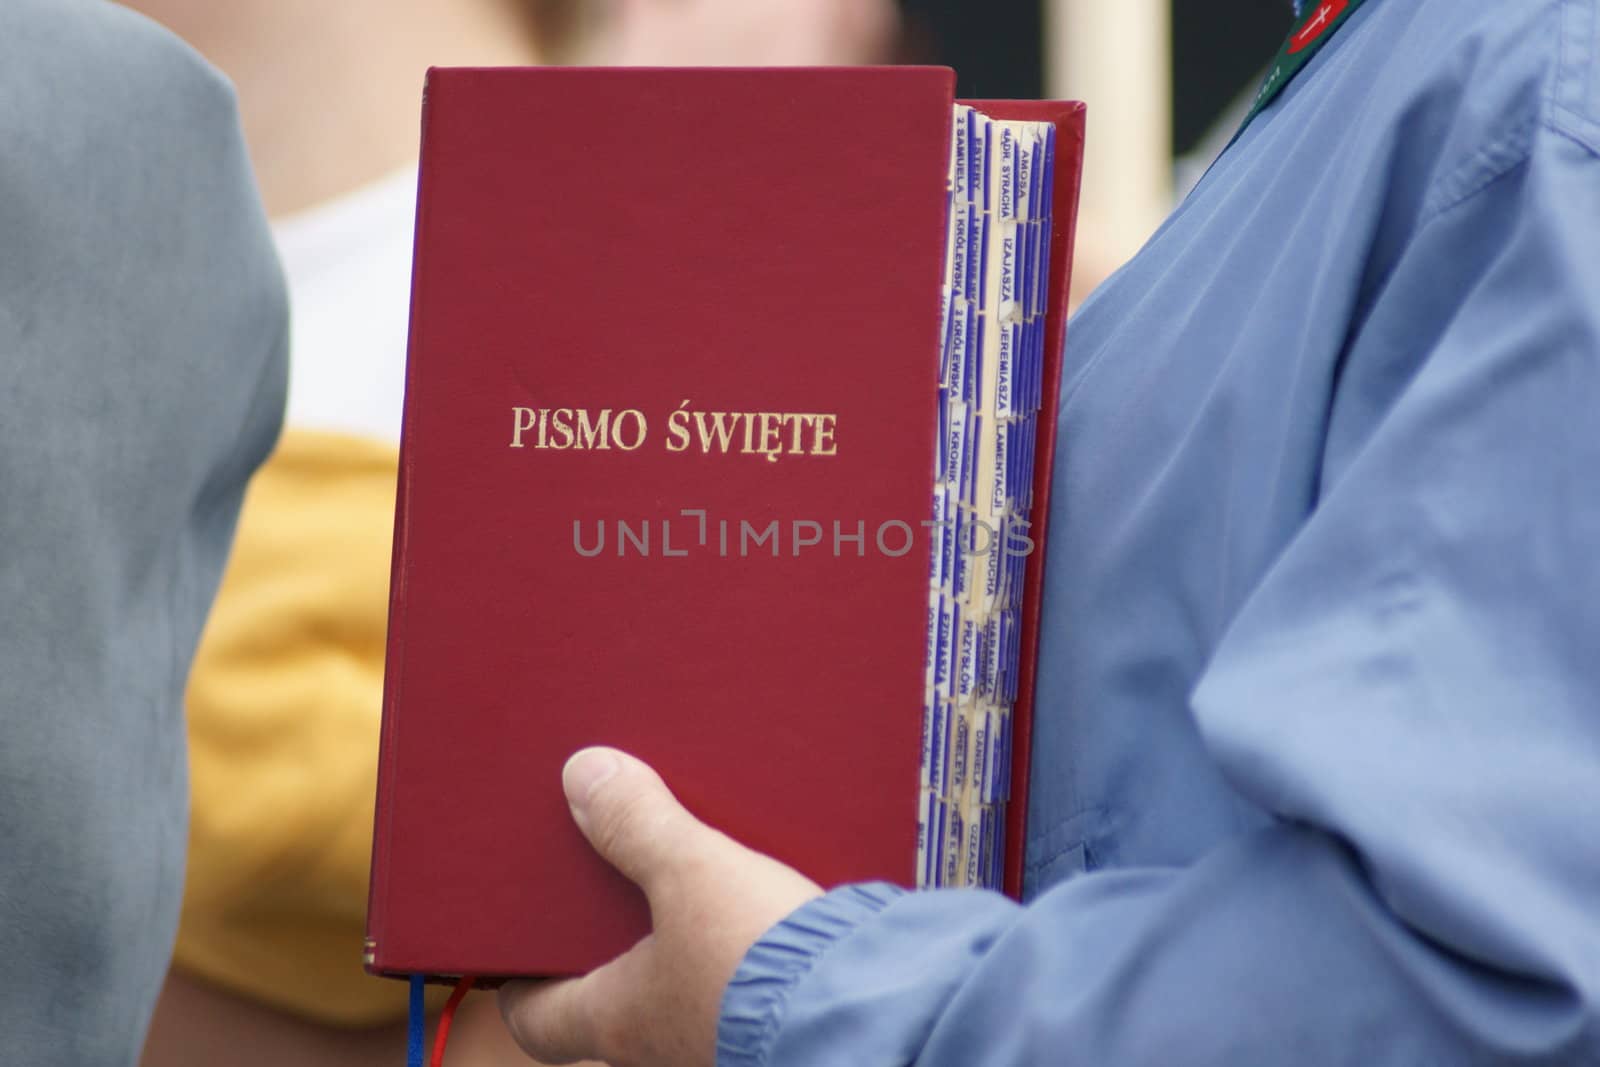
<box><xmin>365</xmin><ymin>72</ymin><xmax>441</xmax><ymax>974</ymax></box>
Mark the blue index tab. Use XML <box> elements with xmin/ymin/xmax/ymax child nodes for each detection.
<box><xmin>947</xmin><ymin>303</ymin><xmax>969</xmax><ymax>401</ymax></box>
<box><xmin>919</xmin><ymin>790</ymin><xmax>938</xmax><ymax>887</ymax></box>
<box><xmin>972</xmin><ymin>119</ymin><xmax>985</xmax><ymax>214</ymax></box>
<box><xmin>937</xmin><ymin>287</ymin><xmax>954</xmax><ymax>378</ymax></box>
<box><xmin>1030</xmin><ymin>126</ymin><xmax>1048</xmax><ymax>221</ymax></box>
<box><xmin>970</xmin><ymin>709</ymin><xmax>990</xmax><ymax>804</ymax></box>
<box><xmin>1036</xmin><ymin>217</ymin><xmax>1051</xmax><ymax>313</ymax></box>
<box><xmin>963</xmin><ymin>805</ymin><xmax>985</xmax><ymax>887</ymax></box>
<box><xmin>942</xmin><ymin>186</ymin><xmax>957</xmax><ymax>285</ymax></box>
<box><xmin>965</xmin><ymin>109</ymin><xmax>980</xmax><ymax>207</ymax></box>
<box><xmin>989</xmin><ymin>708</ymin><xmax>1007</xmax><ymax>807</ymax></box>
<box><xmin>1035</xmin><ymin>216</ymin><xmax>1049</xmax><ymax>322</ymax></box>
<box><xmin>968</xmin><ymin>200</ymin><xmax>984</xmax><ymax>301</ymax></box>
<box><xmin>1002</xmin><ymin>545</ymin><xmax>1017</xmax><ymax>618</ymax></box>
<box><xmin>1029</xmin><ymin>181</ymin><xmax>1045</xmax><ymax>309</ymax></box>
<box><xmin>1025</xmin><ymin>217</ymin><xmax>1042</xmax><ymax>324</ymax></box>
<box><xmin>968</xmin><ymin>310</ymin><xmax>984</xmax><ymax>409</ymax></box>
<box><xmin>963</xmin><ymin>302</ymin><xmax>980</xmax><ymax>405</ymax></box>
<box><xmin>995</xmin><ymin>707</ymin><xmax>1014</xmax><ymax>803</ymax></box>
<box><xmin>950</xmin><ymin>205</ymin><xmax>972</xmax><ymax>303</ymax></box>
<box><xmin>1040</xmin><ymin>126</ymin><xmax>1056</xmax><ymax>256</ymax></box>
<box><xmin>941</xmin><ymin>800</ymin><xmax>961</xmax><ymax>887</ymax></box>
<box><xmin>950</xmin><ymin>702</ymin><xmax>970</xmax><ymax>796</ymax></box>
<box><xmin>953</xmin><ymin>515</ymin><xmax>979</xmax><ymax>614</ymax></box>
<box><xmin>933</xmin><ymin>591</ymin><xmax>954</xmax><ymax>703</ymax></box>
<box><xmin>972</xmin><ymin>211</ymin><xmax>985</xmax><ymax>313</ymax></box>
<box><xmin>1013</xmin><ymin>417</ymin><xmax>1026</xmax><ymax>514</ymax></box>
<box><xmin>1017</xmin><ymin>322</ymin><xmax>1031</xmax><ymax>418</ymax></box>
<box><xmin>996</xmin><ymin>324</ymin><xmax>1016</xmax><ymax>421</ymax></box>
<box><xmin>928</xmin><ymin>485</ymin><xmax>949</xmax><ymax>587</ymax></box>
<box><xmin>972</xmin><ymin>619</ymin><xmax>991</xmax><ymax>699</ymax></box>
<box><xmin>998</xmin><ymin>124</ymin><xmax>1017</xmax><ymax>223</ymax></box>
<box><xmin>988</xmin><ymin>805</ymin><xmax>1001</xmax><ymax>888</ymax></box>
<box><xmin>979</xmin><ymin>809</ymin><xmax>992</xmax><ymax>895</ymax></box>
<box><xmin>994</xmin><ymin>611</ymin><xmax>1012</xmax><ymax>705</ymax></box>
<box><xmin>998</xmin><ymin>224</ymin><xmax>1021</xmax><ymax>325</ymax></box>
<box><xmin>982</xmin><ymin>807</ymin><xmax>999</xmax><ymax>889</ymax></box>
<box><xmin>990</xmin><ymin>613</ymin><xmax>1007</xmax><ymax>707</ymax></box>
<box><xmin>1024</xmin><ymin>139</ymin><xmax>1036</xmax><ymax>295</ymax></box>
<box><xmin>990</xmin><ymin>804</ymin><xmax>1007</xmax><ymax>890</ymax></box>
<box><xmin>1013</xmin><ymin>419</ymin><xmax>1030</xmax><ymax>513</ymax></box>
<box><xmin>1015</xmin><ymin>129</ymin><xmax>1034</xmax><ymax>222</ymax></box>
<box><xmin>957</xmin><ymin>614</ymin><xmax>979</xmax><ymax>703</ymax></box>
<box><xmin>998</xmin><ymin>709</ymin><xmax>1012</xmax><ymax>790</ymax></box>
<box><xmin>1014</xmin><ymin>414</ymin><xmax>1030</xmax><ymax>507</ymax></box>
<box><xmin>967</xmin><ymin>413</ymin><xmax>983</xmax><ymax>508</ymax></box>
<box><xmin>982</xmin><ymin>515</ymin><xmax>1005</xmax><ymax>612</ymax></box>
<box><xmin>965</xmin><ymin>412</ymin><xmax>982</xmax><ymax>506</ymax></box>
<box><xmin>934</xmin><ymin>598</ymin><xmax>953</xmax><ymax>703</ymax></box>
<box><xmin>952</xmin><ymin>105</ymin><xmax>972</xmax><ymax>205</ymax></box>
<box><xmin>982</xmin><ymin>615</ymin><xmax>1003</xmax><ymax>698</ymax></box>
<box><xmin>984</xmin><ymin>811</ymin><xmax>997</xmax><ymax>891</ymax></box>
<box><xmin>1032</xmin><ymin>312</ymin><xmax>1046</xmax><ymax>412</ymax></box>
<box><xmin>1042</xmin><ymin>122</ymin><xmax>1057</xmax><ymax>207</ymax></box>
<box><xmin>988</xmin><ymin>707</ymin><xmax>1004</xmax><ymax>806</ymax></box>
<box><xmin>943</xmin><ymin>400</ymin><xmax>969</xmax><ymax>488</ymax></box>
<box><xmin>940</xmin><ymin>505</ymin><xmax>958</xmax><ymax>601</ymax></box>
<box><xmin>944</xmin><ymin>798</ymin><xmax>966</xmax><ymax>886</ymax></box>
<box><xmin>952</xmin><ymin>506</ymin><xmax>974</xmax><ymax>602</ymax></box>
<box><xmin>1006</xmin><ymin>609</ymin><xmax>1022</xmax><ymax>703</ymax></box>
<box><xmin>921</xmin><ymin>796</ymin><xmax>934</xmax><ymax>889</ymax></box>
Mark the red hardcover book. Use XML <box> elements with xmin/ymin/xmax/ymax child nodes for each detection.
<box><xmin>367</xmin><ymin>66</ymin><xmax>1084</xmax><ymax>981</ymax></box>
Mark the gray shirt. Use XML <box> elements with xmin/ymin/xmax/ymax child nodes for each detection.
<box><xmin>0</xmin><ymin>1</ymin><xmax>287</xmax><ymax>1062</ymax></box>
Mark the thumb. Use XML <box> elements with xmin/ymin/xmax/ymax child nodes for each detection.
<box><xmin>563</xmin><ymin>747</ymin><xmax>700</xmax><ymax>893</ymax></box>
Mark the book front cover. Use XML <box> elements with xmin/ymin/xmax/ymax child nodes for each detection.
<box><xmin>370</xmin><ymin>66</ymin><xmax>954</xmax><ymax>978</ymax></box>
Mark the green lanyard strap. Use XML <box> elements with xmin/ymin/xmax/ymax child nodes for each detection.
<box><xmin>1234</xmin><ymin>0</ymin><xmax>1375</xmax><ymax>141</ymax></box>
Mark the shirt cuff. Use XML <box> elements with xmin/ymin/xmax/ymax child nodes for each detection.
<box><xmin>716</xmin><ymin>882</ymin><xmax>907</xmax><ymax>1067</ymax></box>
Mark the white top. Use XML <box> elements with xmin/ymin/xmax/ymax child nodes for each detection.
<box><xmin>272</xmin><ymin>167</ymin><xmax>419</xmax><ymax>444</ymax></box>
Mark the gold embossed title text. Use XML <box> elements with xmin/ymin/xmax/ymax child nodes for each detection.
<box><xmin>510</xmin><ymin>403</ymin><xmax>839</xmax><ymax>463</ymax></box>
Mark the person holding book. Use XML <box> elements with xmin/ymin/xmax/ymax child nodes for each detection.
<box><xmin>122</xmin><ymin>2</ymin><xmax>899</xmax><ymax>1065</ymax></box>
<box><xmin>0</xmin><ymin>3</ymin><xmax>288</xmax><ymax>1066</ymax></box>
<box><xmin>496</xmin><ymin>0</ymin><xmax>1600</xmax><ymax>1064</ymax></box>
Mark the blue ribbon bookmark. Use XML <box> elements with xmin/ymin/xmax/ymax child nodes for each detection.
<box><xmin>407</xmin><ymin>974</ymin><xmax>426</xmax><ymax>1067</ymax></box>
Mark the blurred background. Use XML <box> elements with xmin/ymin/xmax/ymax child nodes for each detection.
<box><xmin>902</xmin><ymin>0</ymin><xmax>1293</xmax><ymax>292</ymax></box>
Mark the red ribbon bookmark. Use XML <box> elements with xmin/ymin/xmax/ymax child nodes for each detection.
<box><xmin>430</xmin><ymin>975</ymin><xmax>478</xmax><ymax>1067</ymax></box>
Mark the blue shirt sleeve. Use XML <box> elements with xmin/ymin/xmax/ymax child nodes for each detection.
<box><xmin>717</xmin><ymin>107</ymin><xmax>1600</xmax><ymax>1067</ymax></box>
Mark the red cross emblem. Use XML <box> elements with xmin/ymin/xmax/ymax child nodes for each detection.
<box><xmin>1289</xmin><ymin>0</ymin><xmax>1350</xmax><ymax>54</ymax></box>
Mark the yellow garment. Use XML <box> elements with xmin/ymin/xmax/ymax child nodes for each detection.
<box><xmin>176</xmin><ymin>428</ymin><xmax>444</xmax><ymax>1026</ymax></box>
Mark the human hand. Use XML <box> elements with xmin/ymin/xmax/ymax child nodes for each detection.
<box><xmin>499</xmin><ymin>748</ymin><xmax>823</xmax><ymax>1067</ymax></box>
<box><xmin>594</xmin><ymin>0</ymin><xmax>899</xmax><ymax>68</ymax></box>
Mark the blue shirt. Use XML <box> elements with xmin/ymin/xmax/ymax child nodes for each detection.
<box><xmin>719</xmin><ymin>0</ymin><xmax>1600</xmax><ymax>1062</ymax></box>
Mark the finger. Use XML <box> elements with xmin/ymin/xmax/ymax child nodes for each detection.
<box><xmin>562</xmin><ymin>747</ymin><xmax>702</xmax><ymax>894</ymax></box>
<box><xmin>498</xmin><ymin>974</ymin><xmax>602</xmax><ymax>1066</ymax></box>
